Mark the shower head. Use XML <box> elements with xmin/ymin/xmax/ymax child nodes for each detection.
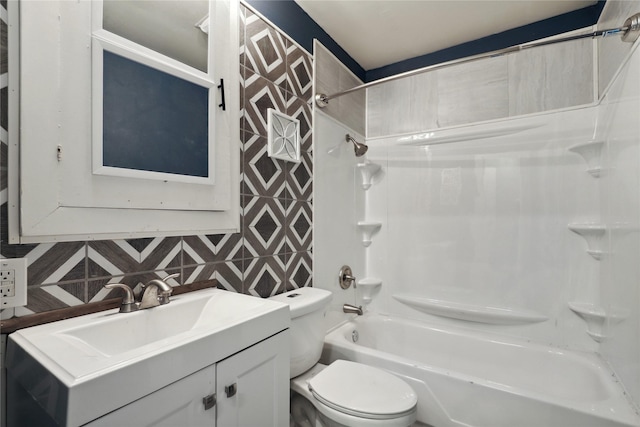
<box><xmin>346</xmin><ymin>134</ymin><xmax>368</xmax><ymax>157</ymax></box>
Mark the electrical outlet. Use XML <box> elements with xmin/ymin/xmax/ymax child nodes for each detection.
<box><xmin>1</xmin><ymin>283</ymin><xmax>15</xmax><ymax>297</ymax></box>
<box><xmin>0</xmin><ymin>258</ymin><xmax>27</xmax><ymax>308</ymax></box>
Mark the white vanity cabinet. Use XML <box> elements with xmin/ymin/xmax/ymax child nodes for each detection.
<box><xmin>86</xmin><ymin>332</ymin><xmax>289</xmax><ymax>427</ymax></box>
<box><xmin>6</xmin><ymin>289</ymin><xmax>290</xmax><ymax>427</ymax></box>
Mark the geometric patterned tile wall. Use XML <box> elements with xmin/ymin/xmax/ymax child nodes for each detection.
<box><xmin>0</xmin><ymin>2</ymin><xmax>313</xmax><ymax>318</ymax></box>
<box><xmin>240</xmin><ymin>5</ymin><xmax>313</xmax><ymax>298</ymax></box>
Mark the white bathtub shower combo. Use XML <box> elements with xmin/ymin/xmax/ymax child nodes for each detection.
<box><xmin>312</xmin><ymin>6</ymin><xmax>640</xmax><ymax>427</ymax></box>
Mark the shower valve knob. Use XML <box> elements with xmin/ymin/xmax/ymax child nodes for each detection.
<box><xmin>339</xmin><ymin>265</ymin><xmax>356</xmax><ymax>289</ymax></box>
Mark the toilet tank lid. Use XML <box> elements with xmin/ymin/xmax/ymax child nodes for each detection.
<box><xmin>270</xmin><ymin>287</ymin><xmax>332</xmax><ymax>318</ymax></box>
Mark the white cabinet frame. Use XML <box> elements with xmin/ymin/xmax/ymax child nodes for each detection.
<box><xmin>9</xmin><ymin>0</ymin><xmax>240</xmax><ymax>243</ymax></box>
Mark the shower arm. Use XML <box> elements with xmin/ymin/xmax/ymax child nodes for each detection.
<box><xmin>315</xmin><ymin>13</ymin><xmax>640</xmax><ymax>108</ymax></box>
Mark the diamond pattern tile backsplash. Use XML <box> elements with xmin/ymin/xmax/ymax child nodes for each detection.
<box><xmin>0</xmin><ymin>3</ymin><xmax>313</xmax><ymax>318</ymax></box>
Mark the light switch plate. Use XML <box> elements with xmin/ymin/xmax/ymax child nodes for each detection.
<box><xmin>0</xmin><ymin>258</ymin><xmax>28</xmax><ymax>308</ymax></box>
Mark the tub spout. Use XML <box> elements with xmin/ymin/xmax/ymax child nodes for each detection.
<box><xmin>343</xmin><ymin>304</ymin><xmax>363</xmax><ymax>315</ymax></box>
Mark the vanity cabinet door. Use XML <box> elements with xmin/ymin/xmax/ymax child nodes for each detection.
<box><xmin>85</xmin><ymin>364</ymin><xmax>217</xmax><ymax>427</ymax></box>
<box><xmin>216</xmin><ymin>331</ymin><xmax>289</xmax><ymax>427</ymax></box>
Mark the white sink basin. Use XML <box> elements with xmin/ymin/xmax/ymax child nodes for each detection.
<box><xmin>58</xmin><ymin>289</ymin><xmax>270</xmax><ymax>358</ymax></box>
<box><xmin>7</xmin><ymin>288</ymin><xmax>289</xmax><ymax>426</ymax></box>
<box><xmin>59</xmin><ymin>296</ymin><xmax>212</xmax><ymax>357</ymax></box>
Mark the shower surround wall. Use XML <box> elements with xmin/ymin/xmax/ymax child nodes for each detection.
<box><xmin>0</xmin><ymin>3</ymin><xmax>313</xmax><ymax>318</ymax></box>
<box><xmin>367</xmin><ymin>29</ymin><xmax>595</xmax><ymax>137</ymax></box>
<box><xmin>598</xmin><ymin>31</ymin><xmax>640</xmax><ymax>409</ymax></box>
<box><xmin>364</xmin><ymin>27</ymin><xmax>600</xmax><ymax>348</ymax></box>
<box><xmin>364</xmin><ymin>108</ymin><xmax>603</xmax><ymax>350</ymax></box>
<box><xmin>311</xmin><ymin>41</ymin><xmax>367</xmax><ymax>331</ymax></box>
<box><xmin>363</xmin><ymin>0</ymin><xmax>640</xmax><ymax>412</ymax></box>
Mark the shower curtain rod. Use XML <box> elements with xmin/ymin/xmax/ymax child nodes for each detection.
<box><xmin>315</xmin><ymin>13</ymin><xmax>640</xmax><ymax>108</ymax></box>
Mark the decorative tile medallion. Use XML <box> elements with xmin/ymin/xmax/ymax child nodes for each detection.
<box><xmin>267</xmin><ymin>108</ymin><xmax>301</xmax><ymax>163</ymax></box>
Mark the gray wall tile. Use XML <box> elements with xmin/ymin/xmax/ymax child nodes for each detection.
<box><xmin>437</xmin><ymin>56</ymin><xmax>509</xmax><ymax>127</ymax></box>
<box><xmin>367</xmin><ymin>71</ymin><xmax>438</xmax><ymax>137</ymax></box>
<box><xmin>315</xmin><ymin>41</ymin><xmax>365</xmax><ymax>135</ymax></box>
<box><xmin>367</xmin><ymin>31</ymin><xmax>596</xmax><ymax>138</ymax></box>
<box><xmin>509</xmin><ymin>37</ymin><xmax>594</xmax><ymax>115</ymax></box>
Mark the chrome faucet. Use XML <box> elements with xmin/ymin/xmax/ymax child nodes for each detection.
<box><xmin>139</xmin><ymin>274</ymin><xmax>178</xmax><ymax>309</ymax></box>
<box><xmin>105</xmin><ymin>273</ymin><xmax>180</xmax><ymax>313</ymax></box>
<box><xmin>343</xmin><ymin>304</ymin><xmax>363</xmax><ymax>316</ymax></box>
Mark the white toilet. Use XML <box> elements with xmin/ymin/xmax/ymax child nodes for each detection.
<box><xmin>270</xmin><ymin>287</ymin><xmax>417</xmax><ymax>427</ymax></box>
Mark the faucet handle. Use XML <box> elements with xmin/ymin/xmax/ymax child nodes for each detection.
<box><xmin>105</xmin><ymin>283</ymin><xmax>138</xmax><ymax>313</ymax></box>
<box><xmin>339</xmin><ymin>266</ymin><xmax>356</xmax><ymax>289</ymax></box>
<box><xmin>159</xmin><ymin>274</ymin><xmax>179</xmax><ymax>304</ymax></box>
<box><xmin>162</xmin><ymin>273</ymin><xmax>180</xmax><ymax>284</ymax></box>
<box><xmin>139</xmin><ymin>273</ymin><xmax>178</xmax><ymax>291</ymax></box>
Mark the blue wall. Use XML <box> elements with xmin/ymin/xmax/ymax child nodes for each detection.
<box><xmin>245</xmin><ymin>0</ymin><xmax>366</xmax><ymax>81</ymax></box>
<box><xmin>246</xmin><ymin>0</ymin><xmax>606</xmax><ymax>82</ymax></box>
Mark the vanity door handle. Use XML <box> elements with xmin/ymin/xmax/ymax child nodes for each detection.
<box><xmin>225</xmin><ymin>383</ymin><xmax>237</xmax><ymax>398</ymax></box>
<box><xmin>218</xmin><ymin>79</ymin><xmax>226</xmax><ymax>111</ymax></box>
<box><xmin>202</xmin><ymin>393</ymin><xmax>216</xmax><ymax>410</ymax></box>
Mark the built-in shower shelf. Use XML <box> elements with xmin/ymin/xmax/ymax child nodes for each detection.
<box><xmin>586</xmin><ymin>250</ymin><xmax>604</xmax><ymax>260</ymax></box>
<box><xmin>568</xmin><ymin>223</ymin><xmax>607</xmax><ymax>260</ymax></box>
<box><xmin>392</xmin><ymin>294</ymin><xmax>548</xmax><ymax>325</ymax></box>
<box><xmin>610</xmin><ymin>222</ymin><xmax>640</xmax><ymax>237</ymax></box>
<box><xmin>568</xmin><ymin>302</ymin><xmax>627</xmax><ymax>343</ymax></box>
<box><xmin>568</xmin><ymin>141</ymin><xmax>605</xmax><ymax>178</ymax></box>
<box><xmin>357</xmin><ymin>221</ymin><xmax>382</xmax><ymax>247</ymax></box>
<box><xmin>357</xmin><ymin>162</ymin><xmax>382</xmax><ymax>190</ymax></box>
<box><xmin>357</xmin><ymin>278</ymin><xmax>382</xmax><ymax>305</ymax></box>
<box><xmin>395</xmin><ymin>122</ymin><xmax>543</xmax><ymax>146</ymax></box>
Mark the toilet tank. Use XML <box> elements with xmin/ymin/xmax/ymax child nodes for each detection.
<box><xmin>270</xmin><ymin>287</ymin><xmax>332</xmax><ymax>378</ymax></box>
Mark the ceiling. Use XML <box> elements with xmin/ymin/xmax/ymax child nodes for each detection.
<box><xmin>294</xmin><ymin>0</ymin><xmax>598</xmax><ymax>70</ymax></box>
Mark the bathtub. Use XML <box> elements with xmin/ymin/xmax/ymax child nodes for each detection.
<box><xmin>321</xmin><ymin>314</ymin><xmax>640</xmax><ymax>427</ymax></box>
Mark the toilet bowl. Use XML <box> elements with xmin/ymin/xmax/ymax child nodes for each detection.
<box><xmin>291</xmin><ymin>362</ymin><xmax>417</xmax><ymax>427</ymax></box>
<box><xmin>270</xmin><ymin>288</ymin><xmax>417</xmax><ymax>427</ymax></box>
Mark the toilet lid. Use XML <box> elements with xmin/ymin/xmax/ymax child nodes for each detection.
<box><xmin>308</xmin><ymin>360</ymin><xmax>417</xmax><ymax>420</ymax></box>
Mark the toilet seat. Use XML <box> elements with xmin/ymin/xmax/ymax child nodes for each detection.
<box><xmin>308</xmin><ymin>360</ymin><xmax>417</xmax><ymax>420</ymax></box>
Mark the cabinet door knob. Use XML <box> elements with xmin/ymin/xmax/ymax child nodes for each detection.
<box><xmin>202</xmin><ymin>393</ymin><xmax>216</xmax><ymax>410</ymax></box>
<box><xmin>225</xmin><ymin>383</ymin><xmax>237</xmax><ymax>398</ymax></box>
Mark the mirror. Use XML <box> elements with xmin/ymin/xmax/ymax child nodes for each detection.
<box><xmin>103</xmin><ymin>0</ymin><xmax>209</xmax><ymax>72</ymax></box>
